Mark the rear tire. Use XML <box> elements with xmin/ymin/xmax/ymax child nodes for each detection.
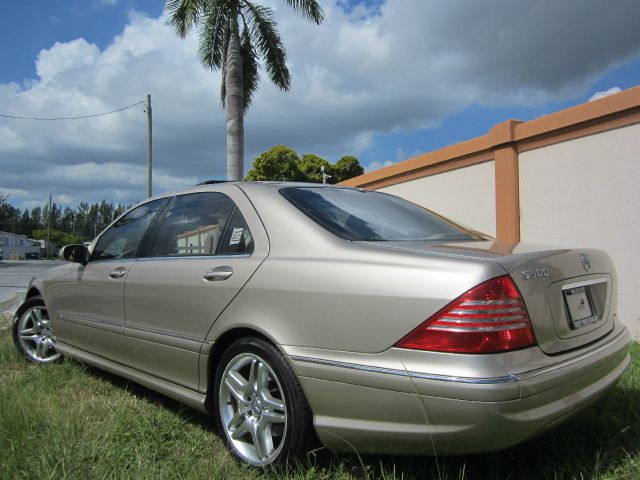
<box><xmin>12</xmin><ymin>296</ymin><xmax>61</xmax><ymax>364</ymax></box>
<box><xmin>214</xmin><ymin>337</ymin><xmax>314</xmax><ymax>466</ymax></box>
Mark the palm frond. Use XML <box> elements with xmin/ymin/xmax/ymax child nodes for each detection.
<box><xmin>240</xmin><ymin>25</ymin><xmax>260</xmax><ymax>112</ymax></box>
<box><xmin>198</xmin><ymin>0</ymin><xmax>229</xmax><ymax>70</ymax></box>
<box><xmin>165</xmin><ymin>0</ymin><xmax>209</xmax><ymax>38</ymax></box>
<box><xmin>241</xmin><ymin>0</ymin><xmax>291</xmax><ymax>91</ymax></box>
<box><xmin>280</xmin><ymin>0</ymin><xmax>324</xmax><ymax>24</ymax></box>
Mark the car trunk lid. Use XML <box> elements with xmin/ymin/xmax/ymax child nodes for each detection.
<box><xmin>357</xmin><ymin>240</ymin><xmax>615</xmax><ymax>354</ymax></box>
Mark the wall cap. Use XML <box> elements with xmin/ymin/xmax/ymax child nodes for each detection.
<box><xmin>341</xmin><ymin>85</ymin><xmax>640</xmax><ymax>188</ymax></box>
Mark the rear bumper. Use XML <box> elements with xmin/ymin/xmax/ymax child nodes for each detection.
<box><xmin>284</xmin><ymin>326</ymin><xmax>631</xmax><ymax>455</ymax></box>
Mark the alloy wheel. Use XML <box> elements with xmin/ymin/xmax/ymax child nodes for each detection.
<box><xmin>16</xmin><ymin>305</ymin><xmax>61</xmax><ymax>363</ymax></box>
<box><xmin>219</xmin><ymin>352</ymin><xmax>287</xmax><ymax>465</ymax></box>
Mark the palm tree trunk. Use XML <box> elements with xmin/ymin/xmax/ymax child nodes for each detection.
<box><xmin>225</xmin><ymin>22</ymin><xmax>244</xmax><ymax>181</ymax></box>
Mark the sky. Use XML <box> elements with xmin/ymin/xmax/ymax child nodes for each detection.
<box><xmin>1</xmin><ymin>0</ymin><xmax>640</xmax><ymax>211</ymax></box>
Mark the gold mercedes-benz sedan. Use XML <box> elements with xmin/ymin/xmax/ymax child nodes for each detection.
<box><xmin>13</xmin><ymin>182</ymin><xmax>630</xmax><ymax>466</ymax></box>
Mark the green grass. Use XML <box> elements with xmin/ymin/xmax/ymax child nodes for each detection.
<box><xmin>0</xmin><ymin>320</ymin><xmax>638</xmax><ymax>479</ymax></box>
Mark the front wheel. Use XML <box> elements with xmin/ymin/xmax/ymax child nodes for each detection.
<box><xmin>13</xmin><ymin>296</ymin><xmax>61</xmax><ymax>364</ymax></box>
<box><xmin>214</xmin><ymin>337</ymin><xmax>313</xmax><ymax>466</ymax></box>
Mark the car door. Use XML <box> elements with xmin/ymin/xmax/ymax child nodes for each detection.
<box><xmin>55</xmin><ymin>198</ymin><xmax>169</xmax><ymax>364</ymax></box>
<box><xmin>123</xmin><ymin>188</ymin><xmax>268</xmax><ymax>391</ymax></box>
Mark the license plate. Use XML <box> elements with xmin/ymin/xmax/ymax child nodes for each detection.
<box><xmin>563</xmin><ymin>286</ymin><xmax>598</xmax><ymax>329</ymax></box>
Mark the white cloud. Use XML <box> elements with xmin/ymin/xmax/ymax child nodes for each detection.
<box><xmin>0</xmin><ymin>187</ymin><xmax>31</xmax><ymax>198</ymax></box>
<box><xmin>36</xmin><ymin>39</ymin><xmax>101</xmax><ymax>81</ymax></box>
<box><xmin>1</xmin><ymin>1</ymin><xmax>640</xmax><ymax>210</ymax></box>
<box><xmin>365</xmin><ymin>159</ymin><xmax>394</xmax><ymax>171</ymax></box>
<box><xmin>589</xmin><ymin>87</ymin><xmax>622</xmax><ymax>102</ymax></box>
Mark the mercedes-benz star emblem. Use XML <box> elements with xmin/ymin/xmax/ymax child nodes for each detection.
<box><xmin>579</xmin><ymin>253</ymin><xmax>591</xmax><ymax>272</ymax></box>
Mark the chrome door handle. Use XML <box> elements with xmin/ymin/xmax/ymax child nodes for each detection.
<box><xmin>203</xmin><ymin>266</ymin><xmax>233</xmax><ymax>281</ymax></box>
<box><xmin>108</xmin><ymin>266</ymin><xmax>127</xmax><ymax>279</ymax></box>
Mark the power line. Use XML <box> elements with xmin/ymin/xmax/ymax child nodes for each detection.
<box><xmin>0</xmin><ymin>100</ymin><xmax>146</xmax><ymax>121</ymax></box>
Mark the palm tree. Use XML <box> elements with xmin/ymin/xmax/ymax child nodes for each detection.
<box><xmin>166</xmin><ymin>0</ymin><xmax>324</xmax><ymax>181</ymax></box>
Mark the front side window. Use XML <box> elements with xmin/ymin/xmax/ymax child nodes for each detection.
<box><xmin>149</xmin><ymin>192</ymin><xmax>253</xmax><ymax>257</ymax></box>
<box><xmin>91</xmin><ymin>198</ymin><xmax>169</xmax><ymax>261</ymax></box>
<box><xmin>281</xmin><ymin>187</ymin><xmax>485</xmax><ymax>242</ymax></box>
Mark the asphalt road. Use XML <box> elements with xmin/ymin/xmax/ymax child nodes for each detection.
<box><xmin>0</xmin><ymin>260</ymin><xmax>65</xmax><ymax>307</ymax></box>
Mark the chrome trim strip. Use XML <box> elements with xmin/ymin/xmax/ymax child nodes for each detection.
<box><xmin>463</xmin><ymin>299</ymin><xmax>518</xmax><ymax>306</ymax></box>
<box><xmin>63</xmin><ymin>314</ymin><xmax>122</xmax><ymax>329</ymax></box>
<box><xmin>124</xmin><ymin>323</ymin><xmax>204</xmax><ymax>343</ymax></box>
<box><xmin>448</xmin><ymin>308</ymin><xmax>522</xmax><ymax>315</ymax></box>
<box><xmin>440</xmin><ymin>315</ymin><xmax>526</xmax><ymax>323</ymax></box>
<box><xmin>288</xmin><ymin>355</ymin><xmax>517</xmax><ymax>385</ymax></box>
<box><xmin>133</xmin><ymin>254</ymin><xmax>251</xmax><ymax>262</ymax></box>
<box><xmin>289</xmin><ymin>328</ymin><xmax>629</xmax><ymax>386</ymax></box>
<box><xmin>87</xmin><ymin>254</ymin><xmax>251</xmax><ymax>265</ymax></box>
<box><xmin>429</xmin><ymin>322</ymin><xmax>529</xmax><ymax>332</ymax></box>
<box><xmin>513</xmin><ymin>328</ymin><xmax>628</xmax><ymax>381</ymax></box>
<box><xmin>562</xmin><ymin>277</ymin><xmax>608</xmax><ymax>291</ymax></box>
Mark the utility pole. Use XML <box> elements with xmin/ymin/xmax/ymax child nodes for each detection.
<box><xmin>47</xmin><ymin>193</ymin><xmax>52</xmax><ymax>259</ymax></box>
<box><xmin>146</xmin><ymin>94</ymin><xmax>152</xmax><ymax>197</ymax></box>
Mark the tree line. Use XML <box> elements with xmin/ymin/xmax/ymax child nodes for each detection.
<box><xmin>0</xmin><ymin>146</ymin><xmax>364</xmax><ymax>244</ymax></box>
<box><xmin>0</xmin><ymin>195</ymin><xmax>128</xmax><ymax>244</ymax></box>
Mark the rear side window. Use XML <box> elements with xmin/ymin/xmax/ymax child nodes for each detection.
<box><xmin>149</xmin><ymin>192</ymin><xmax>253</xmax><ymax>257</ymax></box>
<box><xmin>218</xmin><ymin>208</ymin><xmax>254</xmax><ymax>255</ymax></box>
<box><xmin>91</xmin><ymin>198</ymin><xmax>168</xmax><ymax>261</ymax></box>
<box><xmin>281</xmin><ymin>187</ymin><xmax>484</xmax><ymax>242</ymax></box>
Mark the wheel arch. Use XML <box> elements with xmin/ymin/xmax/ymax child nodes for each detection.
<box><xmin>205</xmin><ymin>327</ymin><xmax>277</xmax><ymax>409</ymax></box>
<box><xmin>13</xmin><ymin>289</ymin><xmax>44</xmax><ymax>338</ymax></box>
<box><xmin>25</xmin><ymin>287</ymin><xmax>42</xmax><ymax>300</ymax></box>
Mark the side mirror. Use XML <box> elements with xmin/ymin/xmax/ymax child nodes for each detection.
<box><xmin>60</xmin><ymin>244</ymin><xmax>89</xmax><ymax>264</ymax></box>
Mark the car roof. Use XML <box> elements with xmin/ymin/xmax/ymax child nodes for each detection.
<box><xmin>184</xmin><ymin>181</ymin><xmax>359</xmax><ymax>196</ymax></box>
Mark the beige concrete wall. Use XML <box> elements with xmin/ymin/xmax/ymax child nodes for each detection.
<box><xmin>378</xmin><ymin>161</ymin><xmax>497</xmax><ymax>237</ymax></box>
<box><xmin>519</xmin><ymin>123</ymin><xmax>640</xmax><ymax>337</ymax></box>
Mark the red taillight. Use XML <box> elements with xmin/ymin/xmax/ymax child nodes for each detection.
<box><xmin>395</xmin><ymin>275</ymin><xmax>536</xmax><ymax>354</ymax></box>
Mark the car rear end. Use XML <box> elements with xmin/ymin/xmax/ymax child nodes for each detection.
<box><xmin>283</xmin><ymin>243</ymin><xmax>630</xmax><ymax>455</ymax></box>
<box><xmin>387</xmin><ymin>243</ymin><xmax>630</xmax><ymax>454</ymax></box>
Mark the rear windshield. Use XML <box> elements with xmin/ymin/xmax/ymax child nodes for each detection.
<box><xmin>280</xmin><ymin>187</ymin><xmax>485</xmax><ymax>242</ymax></box>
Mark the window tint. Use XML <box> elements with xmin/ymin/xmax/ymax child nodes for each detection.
<box><xmin>281</xmin><ymin>187</ymin><xmax>485</xmax><ymax>242</ymax></box>
<box><xmin>149</xmin><ymin>192</ymin><xmax>253</xmax><ymax>257</ymax></box>
<box><xmin>219</xmin><ymin>207</ymin><xmax>254</xmax><ymax>255</ymax></box>
<box><xmin>91</xmin><ymin>198</ymin><xmax>168</xmax><ymax>261</ymax></box>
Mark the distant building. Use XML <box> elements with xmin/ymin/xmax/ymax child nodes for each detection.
<box><xmin>0</xmin><ymin>231</ymin><xmax>41</xmax><ymax>260</ymax></box>
<box><xmin>38</xmin><ymin>239</ymin><xmax>57</xmax><ymax>258</ymax></box>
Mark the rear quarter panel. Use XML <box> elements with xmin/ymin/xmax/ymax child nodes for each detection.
<box><xmin>208</xmin><ymin>245</ymin><xmax>505</xmax><ymax>353</ymax></box>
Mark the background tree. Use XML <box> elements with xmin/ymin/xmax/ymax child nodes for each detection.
<box><xmin>32</xmin><ymin>229</ymin><xmax>83</xmax><ymax>247</ymax></box>
<box><xmin>246</xmin><ymin>145</ymin><xmax>365</xmax><ymax>183</ymax></box>
<box><xmin>166</xmin><ymin>0</ymin><xmax>324</xmax><ymax>181</ymax></box>
<box><xmin>245</xmin><ymin>145</ymin><xmax>304</xmax><ymax>181</ymax></box>
<box><xmin>333</xmin><ymin>155</ymin><xmax>364</xmax><ymax>183</ymax></box>
<box><xmin>298</xmin><ymin>154</ymin><xmax>333</xmax><ymax>183</ymax></box>
<box><xmin>0</xmin><ymin>196</ymin><xmax>20</xmax><ymax>233</ymax></box>
<box><xmin>0</xmin><ymin>198</ymin><xmax>130</xmax><ymax>243</ymax></box>
<box><xmin>19</xmin><ymin>209</ymin><xmax>32</xmax><ymax>236</ymax></box>
<box><xmin>31</xmin><ymin>207</ymin><xmax>42</xmax><ymax>232</ymax></box>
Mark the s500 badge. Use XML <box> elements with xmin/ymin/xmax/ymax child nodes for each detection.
<box><xmin>521</xmin><ymin>268</ymin><xmax>549</xmax><ymax>280</ymax></box>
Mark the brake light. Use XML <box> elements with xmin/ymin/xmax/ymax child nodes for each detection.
<box><xmin>395</xmin><ymin>275</ymin><xmax>536</xmax><ymax>353</ymax></box>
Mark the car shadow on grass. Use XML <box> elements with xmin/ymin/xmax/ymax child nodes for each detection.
<box><xmin>73</xmin><ymin>357</ymin><xmax>640</xmax><ymax>480</ymax></box>
<box><xmin>78</xmin><ymin>362</ymin><xmax>218</xmax><ymax>433</ymax></box>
